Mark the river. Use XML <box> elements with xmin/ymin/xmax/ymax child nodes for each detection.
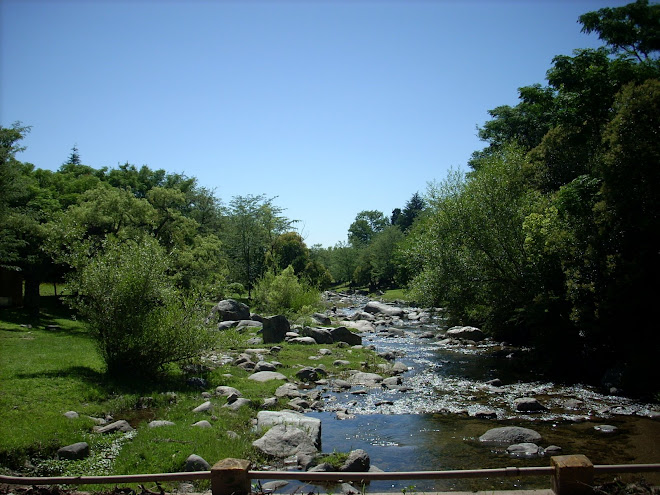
<box><xmin>292</xmin><ymin>298</ymin><xmax>660</xmax><ymax>493</ymax></box>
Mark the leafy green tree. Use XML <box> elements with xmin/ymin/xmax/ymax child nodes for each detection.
<box><xmin>223</xmin><ymin>194</ymin><xmax>293</xmax><ymax>298</ymax></box>
<box><xmin>68</xmin><ymin>235</ymin><xmax>213</xmax><ymax>377</ymax></box>
<box><xmin>579</xmin><ymin>0</ymin><xmax>660</xmax><ymax>62</ymax></box>
<box><xmin>348</xmin><ymin>210</ymin><xmax>388</xmax><ymax>247</ymax></box>
<box><xmin>323</xmin><ymin>241</ymin><xmax>358</xmax><ymax>285</ymax></box>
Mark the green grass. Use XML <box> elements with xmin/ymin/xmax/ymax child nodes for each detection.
<box><xmin>0</xmin><ymin>290</ymin><xmax>388</xmax><ymax>487</ymax></box>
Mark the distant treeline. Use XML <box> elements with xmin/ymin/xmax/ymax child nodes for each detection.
<box><xmin>2</xmin><ymin>0</ymin><xmax>658</xmax><ymax>393</ymax></box>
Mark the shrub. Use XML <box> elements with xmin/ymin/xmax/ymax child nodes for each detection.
<box><xmin>252</xmin><ymin>265</ymin><xmax>320</xmax><ymax>317</ymax></box>
<box><xmin>68</xmin><ymin>235</ymin><xmax>213</xmax><ymax>377</ymax></box>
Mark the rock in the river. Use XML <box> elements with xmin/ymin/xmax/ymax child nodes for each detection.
<box><xmin>445</xmin><ymin>326</ymin><xmax>485</xmax><ymax>342</ymax></box>
<box><xmin>252</xmin><ymin>424</ymin><xmax>318</xmax><ymax>457</ymax></box>
<box><xmin>57</xmin><ymin>442</ymin><xmax>90</xmax><ymax>460</ymax></box>
<box><xmin>514</xmin><ymin>397</ymin><xmax>547</xmax><ymax>413</ymax></box>
<box><xmin>256</xmin><ymin>410</ymin><xmax>321</xmax><ymax>448</ymax></box>
<box><xmin>261</xmin><ymin>480</ymin><xmax>289</xmax><ymax>492</ymax></box>
<box><xmin>261</xmin><ymin>315</ymin><xmax>290</xmax><ymax>343</ymax></box>
<box><xmin>347</xmin><ymin>372</ymin><xmax>383</xmax><ymax>387</ymax></box>
<box><xmin>339</xmin><ymin>449</ymin><xmax>370</xmax><ymax>472</ymax></box>
<box><xmin>479</xmin><ymin>426</ymin><xmax>542</xmax><ymax>444</ymax></box>
<box><xmin>594</xmin><ymin>425</ymin><xmax>618</xmax><ymax>433</ymax></box>
<box><xmin>507</xmin><ymin>443</ymin><xmax>541</xmax><ymax>456</ymax></box>
<box><xmin>364</xmin><ymin>301</ymin><xmax>405</xmax><ymax>317</ymax></box>
<box><xmin>185</xmin><ymin>454</ymin><xmax>210</xmax><ymax>471</ymax></box>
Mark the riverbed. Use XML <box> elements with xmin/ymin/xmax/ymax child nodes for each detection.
<box><xmin>295</xmin><ymin>300</ymin><xmax>660</xmax><ymax>492</ymax></box>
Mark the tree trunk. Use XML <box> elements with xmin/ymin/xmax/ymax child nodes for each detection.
<box><xmin>23</xmin><ymin>274</ymin><xmax>40</xmax><ymax>315</ymax></box>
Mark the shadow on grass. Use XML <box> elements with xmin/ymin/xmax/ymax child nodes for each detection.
<box><xmin>0</xmin><ymin>296</ymin><xmax>85</xmax><ymax>333</ymax></box>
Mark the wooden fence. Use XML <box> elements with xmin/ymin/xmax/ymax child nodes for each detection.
<box><xmin>1</xmin><ymin>455</ymin><xmax>659</xmax><ymax>495</ymax></box>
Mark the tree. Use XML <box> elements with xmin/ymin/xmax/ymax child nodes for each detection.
<box><xmin>347</xmin><ymin>210</ymin><xmax>388</xmax><ymax>247</ymax></box>
<box><xmin>68</xmin><ymin>235</ymin><xmax>213</xmax><ymax>377</ymax></box>
<box><xmin>579</xmin><ymin>0</ymin><xmax>660</xmax><ymax>62</ymax></box>
<box><xmin>394</xmin><ymin>192</ymin><xmax>426</xmax><ymax>231</ymax></box>
<box><xmin>223</xmin><ymin>194</ymin><xmax>293</xmax><ymax>298</ymax></box>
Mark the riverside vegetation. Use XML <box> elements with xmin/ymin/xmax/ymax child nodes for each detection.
<box><xmin>1</xmin><ymin>0</ymin><xmax>659</xmax><ymax>490</ymax></box>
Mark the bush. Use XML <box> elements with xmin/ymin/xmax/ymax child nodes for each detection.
<box><xmin>252</xmin><ymin>265</ymin><xmax>320</xmax><ymax>317</ymax></box>
<box><xmin>68</xmin><ymin>236</ymin><xmax>213</xmax><ymax>377</ymax></box>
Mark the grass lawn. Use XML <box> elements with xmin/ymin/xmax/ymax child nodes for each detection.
<box><xmin>0</xmin><ymin>291</ymin><xmax>387</xmax><ymax>491</ymax></box>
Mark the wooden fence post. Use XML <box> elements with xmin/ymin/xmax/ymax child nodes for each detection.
<box><xmin>551</xmin><ymin>455</ymin><xmax>594</xmax><ymax>495</ymax></box>
<box><xmin>211</xmin><ymin>458</ymin><xmax>252</xmax><ymax>495</ymax></box>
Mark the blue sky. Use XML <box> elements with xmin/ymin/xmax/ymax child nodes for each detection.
<box><xmin>1</xmin><ymin>0</ymin><xmax>629</xmax><ymax>247</ymax></box>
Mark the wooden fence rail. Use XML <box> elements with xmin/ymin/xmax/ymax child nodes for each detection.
<box><xmin>1</xmin><ymin>456</ymin><xmax>658</xmax><ymax>495</ymax></box>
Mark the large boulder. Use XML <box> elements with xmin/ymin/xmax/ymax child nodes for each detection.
<box><xmin>252</xmin><ymin>424</ymin><xmax>318</xmax><ymax>458</ymax></box>
<box><xmin>330</xmin><ymin>326</ymin><xmax>362</xmax><ymax>346</ymax></box>
<box><xmin>248</xmin><ymin>371</ymin><xmax>287</xmax><ymax>382</ymax></box>
<box><xmin>261</xmin><ymin>315</ymin><xmax>290</xmax><ymax>343</ymax></box>
<box><xmin>185</xmin><ymin>454</ymin><xmax>211</xmax><ymax>471</ymax></box>
<box><xmin>445</xmin><ymin>326</ymin><xmax>485</xmax><ymax>342</ymax></box>
<box><xmin>57</xmin><ymin>442</ymin><xmax>90</xmax><ymax>460</ymax></box>
<box><xmin>479</xmin><ymin>426</ymin><xmax>542</xmax><ymax>444</ymax></box>
<box><xmin>256</xmin><ymin>410</ymin><xmax>321</xmax><ymax>449</ymax></box>
<box><xmin>339</xmin><ymin>449</ymin><xmax>370</xmax><ymax>472</ymax></box>
<box><xmin>212</xmin><ymin>299</ymin><xmax>250</xmax><ymax>322</ymax></box>
<box><xmin>514</xmin><ymin>397</ymin><xmax>547</xmax><ymax>413</ymax></box>
<box><xmin>347</xmin><ymin>372</ymin><xmax>383</xmax><ymax>387</ymax></box>
<box><xmin>302</xmin><ymin>327</ymin><xmax>334</xmax><ymax>344</ymax></box>
<box><xmin>364</xmin><ymin>301</ymin><xmax>405</xmax><ymax>317</ymax></box>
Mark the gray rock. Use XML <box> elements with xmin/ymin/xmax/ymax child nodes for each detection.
<box><xmin>382</xmin><ymin>376</ymin><xmax>402</xmax><ymax>388</ymax></box>
<box><xmin>95</xmin><ymin>420</ymin><xmax>134</xmax><ymax>434</ymax></box>
<box><xmin>148</xmin><ymin>420</ymin><xmax>175</xmax><ymax>428</ymax></box>
<box><xmin>262</xmin><ymin>315</ymin><xmax>290</xmax><ymax>343</ymax></box>
<box><xmin>364</xmin><ymin>301</ymin><xmax>405</xmax><ymax>317</ymax></box>
<box><xmin>507</xmin><ymin>443</ymin><xmax>541</xmax><ymax>456</ymax></box>
<box><xmin>63</xmin><ymin>411</ymin><xmax>79</xmax><ymax>419</ymax></box>
<box><xmin>223</xmin><ymin>398</ymin><xmax>251</xmax><ymax>410</ymax></box>
<box><xmin>445</xmin><ymin>326</ymin><xmax>485</xmax><ymax>342</ymax></box>
<box><xmin>212</xmin><ymin>299</ymin><xmax>250</xmax><ymax>322</ymax></box>
<box><xmin>307</xmin><ymin>462</ymin><xmax>334</xmax><ymax>472</ymax></box>
<box><xmin>330</xmin><ymin>326</ymin><xmax>362</xmax><ymax>346</ymax></box>
<box><xmin>235</xmin><ymin>320</ymin><xmax>263</xmax><ymax>331</ymax></box>
<box><xmin>275</xmin><ymin>383</ymin><xmax>302</xmax><ymax>398</ymax></box>
<box><xmin>340</xmin><ymin>483</ymin><xmax>360</xmax><ymax>494</ymax></box>
<box><xmin>333</xmin><ymin>359</ymin><xmax>351</xmax><ymax>366</ymax></box>
<box><xmin>216</xmin><ymin>386</ymin><xmax>242</xmax><ymax>397</ymax></box>
<box><xmin>347</xmin><ymin>372</ymin><xmax>383</xmax><ymax>387</ymax></box>
<box><xmin>514</xmin><ymin>397</ymin><xmax>547</xmax><ymax>413</ymax></box>
<box><xmin>261</xmin><ymin>480</ymin><xmax>289</xmax><ymax>492</ymax></box>
<box><xmin>339</xmin><ymin>449</ymin><xmax>370</xmax><ymax>472</ymax></box>
<box><xmin>254</xmin><ymin>361</ymin><xmax>277</xmax><ymax>372</ymax></box>
<box><xmin>296</xmin><ymin>367</ymin><xmax>327</xmax><ymax>382</ymax></box>
<box><xmin>185</xmin><ymin>454</ymin><xmax>210</xmax><ymax>471</ymax></box>
<box><xmin>192</xmin><ymin>420</ymin><xmax>212</xmax><ymax>428</ymax></box>
<box><xmin>57</xmin><ymin>442</ymin><xmax>90</xmax><ymax>460</ymax></box>
<box><xmin>594</xmin><ymin>424</ymin><xmax>618</xmax><ymax>433</ymax></box>
<box><xmin>249</xmin><ymin>371</ymin><xmax>287</xmax><ymax>382</ymax></box>
<box><xmin>312</xmin><ymin>313</ymin><xmax>332</xmax><ymax>325</ymax></box>
<box><xmin>564</xmin><ymin>399</ymin><xmax>584</xmax><ymax>410</ymax></box>
<box><xmin>252</xmin><ymin>424</ymin><xmax>318</xmax><ymax>458</ymax></box>
<box><xmin>288</xmin><ymin>336</ymin><xmax>318</xmax><ymax>345</ymax></box>
<box><xmin>479</xmin><ymin>426</ymin><xmax>542</xmax><ymax>444</ymax></box>
<box><xmin>192</xmin><ymin>401</ymin><xmax>213</xmax><ymax>413</ymax></box>
<box><xmin>302</xmin><ymin>327</ymin><xmax>334</xmax><ymax>344</ymax></box>
<box><xmin>544</xmin><ymin>445</ymin><xmax>563</xmax><ymax>454</ymax></box>
<box><xmin>256</xmin><ymin>410</ymin><xmax>321</xmax><ymax>449</ymax></box>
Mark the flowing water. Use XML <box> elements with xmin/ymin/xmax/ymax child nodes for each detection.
<box><xmin>288</xmin><ymin>301</ymin><xmax>660</xmax><ymax>493</ymax></box>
